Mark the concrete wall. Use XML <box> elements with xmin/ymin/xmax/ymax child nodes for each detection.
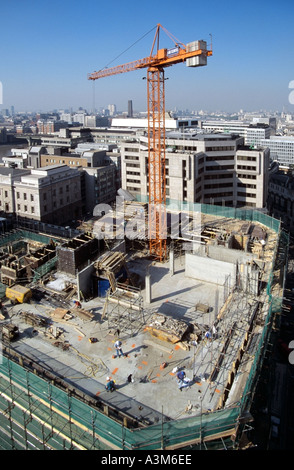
<box><xmin>185</xmin><ymin>252</ymin><xmax>236</xmax><ymax>286</ymax></box>
<box><xmin>77</xmin><ymin>263</ymin><xmax>95</xmax><ymax>300</ymax></box>
<box><xmin>193</xmin><ymin>243</ymin><xmax>255</xmax><ymax>264</ymax></box>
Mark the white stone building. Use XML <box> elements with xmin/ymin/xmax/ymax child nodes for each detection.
<box><xmin>121</xmin><ymin>132</ymin><xmax>269</xmax><ymax>209</ymax></box>
<box><xmin>0</xmin><ymin>165</ymin><xmax>83</xmax><ymax>225</ymax></box>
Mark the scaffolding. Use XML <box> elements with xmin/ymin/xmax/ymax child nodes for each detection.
<box><xmin>102</xmin><ymin>283</ymin><xmax>145</xmax><ymax>338</ymax></box>
<box><xmin>0</xmin><ymin>350</ymin><xmax>241</xmax><ymax>450</ymax></box>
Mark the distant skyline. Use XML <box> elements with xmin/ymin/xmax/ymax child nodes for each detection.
<box><xmin>1</xmin><ymin>0</ymin><xmax>294</xmax><ymax>114</ymax></box>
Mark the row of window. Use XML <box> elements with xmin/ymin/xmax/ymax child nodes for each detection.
<box><xmin>206</xmin><ymin>165</ymin><xmax>235</xmax><ymax>171</ymax></box>
<box><xmin>16</xmin><ymin>192</ymin><xmax>34</xmax><ymax>201</ymax></box>
<box><xmin>204</xmin><ymin>182</ymin><xmax>234</xmax><ymax>189</ymax></box>
<box><xmin>237</xmin><ymin>173</ymin><xmax>257</xmax><ymax>180</ymax></box>
<box><xmin>206</xmin><ymin>155</ymin><xmax>235</xmax><ymax>161</ymax></box>
<box><xmin>206</xmin><ymin>146</ymin><xmax>235</xmax><ymax>152</ymax></box>
<box><xmin>44</xmin><ymin>158</ymin><xmax>81</xmax><ymax>165</ymax></box>
<box><xmin>237</xmin><ymin>192</ymin><xmax>256</xmax><ymax>199</ymax></box>
<box><xmin>237</xmin><ymin>155</ymin><xmax>257</xmax><ymax>161</ymax></box>
<box><xmin>17</xmin><ymin>204</ymin><xmax>35</xmax><ymax>213</ymax></box>
<box><xmin>238</xmin><ymin>183</ymin><xmax>256</xmax><ymax>189</ymax></box>
<box><xmin>237</xmin><ymin>165</ymin><xmax>257</xmax><ymax>171</ymax></box>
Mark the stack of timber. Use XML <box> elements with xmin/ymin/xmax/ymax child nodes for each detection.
<box><xmin>94</xmin><ymin>251</ymin><xmax>129</xmax><ymax>293</ymax></box>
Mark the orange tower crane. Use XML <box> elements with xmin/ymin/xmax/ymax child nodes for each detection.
<box><xmin>88</xmin><ymin>24</ymin><xmax>212</xmax><ymax>261</ymax></box>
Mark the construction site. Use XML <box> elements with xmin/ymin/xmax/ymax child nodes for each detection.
<box><xmin>0</xmin><ymin>201</ymin><xmax>290</xmax><ymax>450</ymax></box>
<box><xmin>0</xmin><ymin>25</ymin><xmax>291</xmax><ymax>451</ymax></box>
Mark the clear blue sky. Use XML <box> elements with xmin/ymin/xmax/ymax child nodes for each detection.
<box><xmin>1</xmin><ymin>0</ymin><xmax>294</xmax><ymax>114</ymax></box>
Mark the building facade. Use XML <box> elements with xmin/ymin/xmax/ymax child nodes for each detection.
<box><xmin>83</xmin><ymin>165</ymin><xmax>117</xmax><ymax>213</ymax></box>
<box><xmin>121</xmin><ymin>132</ymin><xmax>269</xmax><ymax>209</ymax></box>
<box><xmin>0</xmin><ymin>165</ymin><xmax>83</xmax><ymax>225</ymax></box>
<box><xmin>260</xmin><ymin>136</ymin><xmax>294</xmax><ymax>166</ymax></box>
<box><xmin>267</xmin><ymin>169</ymin><xmax>294</xmax><ymax>233</ymax></box>
<box><xmin>0</xmin><ymin>168</ymin><xmax>31</xmax><ymax>214</ymax></box>
<box><xmin>201</xmin><ymin>121</ymin><xmax>271</xmax><ymax>147</ymax></box>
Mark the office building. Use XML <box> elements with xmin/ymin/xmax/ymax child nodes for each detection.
<box><xmin>260</xmin><ymin>136</ymin><xmax>294</xmax><ymax>166</ymax></box>
<box><xmin>121</xmin><ymin>132</ymin><xmax>269</xmax><ymax>209</ymax></box>
<box><xmin>128</xmin><ymin>100</ymin><xmax>133</xmax><ymax>118</ymax></box>
<box><xmin>201</xmin><ymin>120</ymin><xmax>271</xmax><ymax>147</ymax></box>
<box><xmin>267</xmin><ymin>169</ymin><xmax>294</xmax><ymax>232</ymax></box>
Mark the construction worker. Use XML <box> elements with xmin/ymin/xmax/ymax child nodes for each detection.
<box><xmin>176</xmin><ymin>370</ymin><xmax>190</xmax><ymax>391</ymax></box>
<box><xmin>105</xmin><ymin>377</ymin><xmax>116</xmax><ymax>392</ymax></box>
<box><xmin>114</xmin><ymin>339</ymin><xmax>124</xmax><ymax>358</ymax></box>
<box><xmin>205</xmin><ymin>330</ymin><xmax>212</xmax><ymax>342</ymax></box>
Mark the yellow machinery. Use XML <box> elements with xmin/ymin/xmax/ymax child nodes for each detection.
<box><xmin>5</xmin><ymin>284</ymin><xmax>32</xmax><ymax>304</ymax></box>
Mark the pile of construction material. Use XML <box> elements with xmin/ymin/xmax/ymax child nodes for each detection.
<box><xmin>95</xmin><ymin>251</ymin><xmax>129</xmax><ymax>293</ymax></box>
<box><xmin>145</xmin><ymin>313</ymin><xmax>192</xmax><ymax>344</ymax></box>
<box><xmin>50</xmin><ymin>306</ymin><xmax>94</xmax><ymax>322</ymax></box>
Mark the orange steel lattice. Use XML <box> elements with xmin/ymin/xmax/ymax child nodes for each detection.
<box><xmin>147</xmin><ymin>66</ymin><xmax>167</xmax><ymax>260</ymax></box>
<box><xmin>88</xmin><ymin>24</ymin><xmax>212</xmax><ymax>261</ymax></box>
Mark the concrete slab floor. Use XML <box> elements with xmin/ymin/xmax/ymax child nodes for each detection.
<box><xmin>2</xmin><ymin>255</ymin><xmax>259</xmax><ymax>424</ymax></box>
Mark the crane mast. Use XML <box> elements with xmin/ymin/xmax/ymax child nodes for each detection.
<box><xmin>88</xmin><ymin>24</ymin><xmax>212</xmax><ymax>261</ymax></box>
<box><xmin>147</xmin><ymin>66</ymin><xmax>166</xmax><ymax>259</ymax></box>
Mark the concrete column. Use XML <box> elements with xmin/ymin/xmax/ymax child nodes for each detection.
<box><xmin>145</xmin><ymin>269</ymin><xmax>151</xmax><ymax>304</ymax></box>
<box><xmin>169</xmin><ymin>247</ymin><xmax>174</xmax><ymax>276</ymax></box>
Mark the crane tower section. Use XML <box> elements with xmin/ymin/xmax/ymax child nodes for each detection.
<box><xmin>88</xmin><ymin>24</ymin><xmax>212</xmax><ymax>261</ymax></box>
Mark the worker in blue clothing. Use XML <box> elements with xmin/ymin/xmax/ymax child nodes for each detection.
<box><xmin>114</xmin><ymin>340</ymin><xmax>125</xmax><ymax>358</ymax></box>
<box><xmin>105</xmin><ymin>377</ymin><xmax>116</xmax><ymax>392</ymax></box>
<box><xmin>176</xmin><ymin>370</ymin><xmax>190</xmax><ymax>391</ymax></box>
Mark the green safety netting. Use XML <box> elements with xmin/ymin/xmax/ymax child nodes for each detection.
<box><xmin>0</xmin><ymin>356</ymin><xmax>240</xmax><ymax>450</ymax></box>
<box><xmin>0</xmin><ymin>208</ymin><xmax>285</xmax><ymax>450</ymax></box>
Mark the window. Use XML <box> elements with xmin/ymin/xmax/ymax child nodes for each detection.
<box><xmin>30</xmin><ymin>194</ymin><xmax>34</xmax><ymax>201</ymax></box>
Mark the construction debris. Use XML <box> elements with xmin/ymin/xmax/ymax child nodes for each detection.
<box><xmin>22</xmin><ymin>311</ymin><xmax>48</xmax><ymax>327</ymax></box>
<box><xmin>50</xmin><ymin>308</ymin><xmax>73</xmax><ymax>321</ymax></box>
<box><xmin>195</xmin><ymin>303</ymin><xmax>210</xmax><ymax>313</ymax></box>
<box><xmin>89</xmin><ymin>337</ymin><xmax>98</xmax><ymax>343</ymax></box>
<box><xmin>145</xmin><ymin>313</ymin><xmax>191</xmax><ymax>344</ymax></box>
<box><xmin>53</xmin><ymin>341</ymin><xmax>70</xmax><ymax>350</ymax></box>
<box><xmin>1</xmin><ymin>323</ymin><xmax>19</xmax><ymax>342</ymax></box>
<box><xmin>72</xmin><ymin>307</ymin><xmax>94</xmax><ymax>321</ymax></box>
